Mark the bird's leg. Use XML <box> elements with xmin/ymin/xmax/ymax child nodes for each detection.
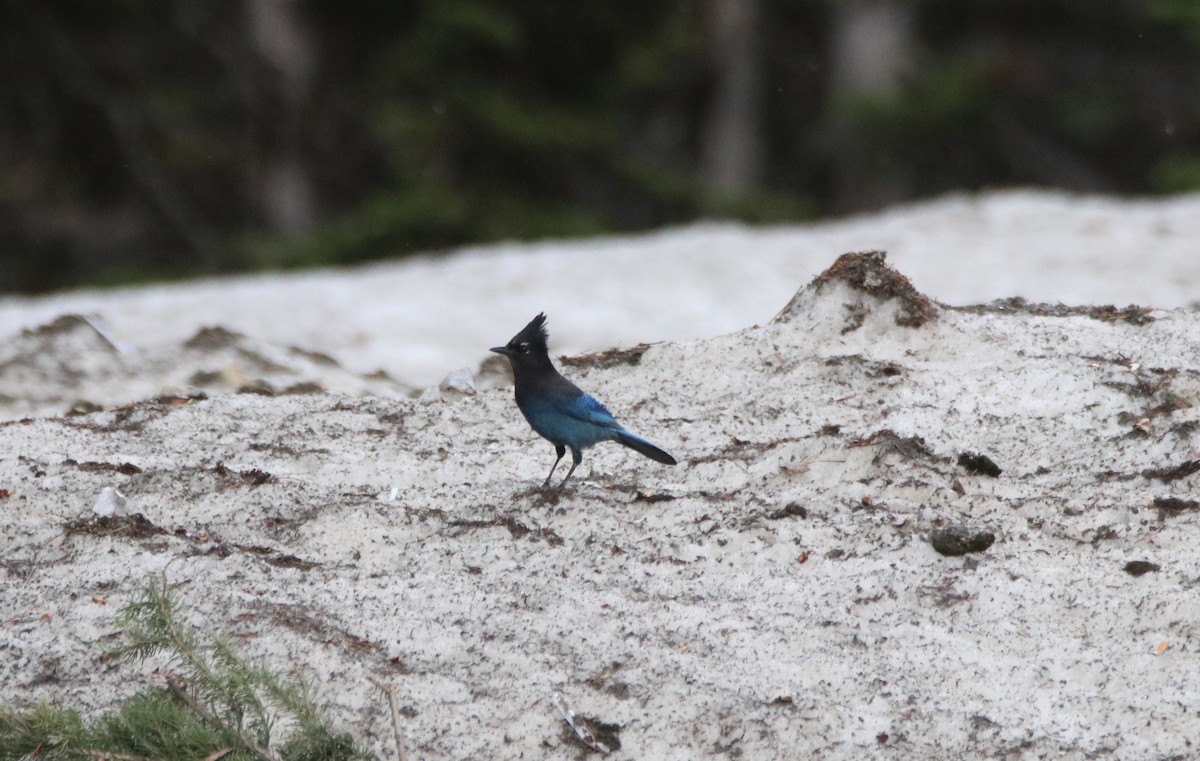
<box><xmin>542</xmin><ymin>444</ymin><xmax>566</xmax><ymax>489</ymax></box>
<box><xmin>558</xmin><ymin>447</ymin><xmax>583</xmax><ymax>490</ymax></box>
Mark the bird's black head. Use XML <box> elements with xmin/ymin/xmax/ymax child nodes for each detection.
<box><xmin>490</xmin><ymin>313</ymin><xmax>551</xmax><ymax>364</ymax></box>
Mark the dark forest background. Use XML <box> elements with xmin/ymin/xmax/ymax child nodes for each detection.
<box><xmin>2</xmin><ymin>0</ymin><xmax>1198</xmax><ymax>294</ymax></box>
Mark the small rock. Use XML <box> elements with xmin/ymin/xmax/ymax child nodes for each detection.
<box><xmin>929</xmin><ymin>525</ymin><xmax>995</xmax><ymax>556</ymax></box>
<box><xmin>1123</xmin><ymin>560</ymin><xmax>1159</xmax><ymax>576</ymax></box>
<box><xmin>957</xmin><ymin>452</ymin><xmax>1001</xmax><ymax>477</ymax></box>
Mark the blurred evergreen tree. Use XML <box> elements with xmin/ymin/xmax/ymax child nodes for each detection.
<box><xmin>0</xmin><ymin>0</ymin><xmax>280</xmax><ymax>290</ymax></box>
<box><xmin>0</xmin><ymin>0</ymin><xmax>1198</xmax><ymax>293</ymax></box>
<box><xmin>274</xmin><ymin>0</ymin><xmax>777</xmax><ymax>269</ymax></box>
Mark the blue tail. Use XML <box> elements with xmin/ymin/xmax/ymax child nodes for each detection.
<box><xmin>615</xmin><ymin>430</ymin><xmax>676</xmax><ymax>465</ymax></box>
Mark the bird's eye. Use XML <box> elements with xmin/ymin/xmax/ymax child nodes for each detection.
<box><xmin>518</xmin><ymin>342</ymin><xmax>530</xmax><ymax>354</ymax></box>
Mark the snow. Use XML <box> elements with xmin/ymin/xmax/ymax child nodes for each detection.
<box><xmin>2</xmin><ymin>189</ymin><xmax>1200</xmax><ymax>759</ymax></box>
<box><xmin>1</xmin><ymin>189</ymin><xmax>1196</xmax><ymax>392</ymax></box>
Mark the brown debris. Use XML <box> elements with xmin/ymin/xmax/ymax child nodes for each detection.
<box><xmin>1153</xmin><ymin>496</ymin><xmax>1199</xmax><ymax>519</ymax></box>
<box><xmin>956</xmin><ymin>298</ymin><xmax>1156</xmax><ymax>325</ymax></box>
<box><xmin>1143</xmin><ymin>460</ymin><xmax>1200</xmax><ymax>483</ymax></box>
<box><xmin>560</xmin><ymin>343</ymin><xmax>654</xmax><ymax>370</ymax></box>
<box><xmin>792</xmin><ymin>250</ymin><xmax>939</xmax><ymax>328</ymax></box>
<box><xmin>183</xmin><ymin>325</ymin><xmax>245</xmax><ymax>350</ymax></box>
<box><xmin>852</xmin><ymin>429</ymin><xmax>939</xmax><ymax>465</ymax></box>
<box><xmin>63</xmin><ymin>513</ymin><xmax>164</xmax><ymax>540</ymax></box>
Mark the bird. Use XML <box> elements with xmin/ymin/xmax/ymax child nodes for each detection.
<box><xmin>490</xmin><ymin>313</ymin><xmax>676</xmax><ymax>489</ymax></box>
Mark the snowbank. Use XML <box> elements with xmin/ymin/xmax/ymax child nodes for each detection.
<box><xmin>3</xmin><ymin>230</ymin><xmax>1198</xmax><ymax>757</ymax></box>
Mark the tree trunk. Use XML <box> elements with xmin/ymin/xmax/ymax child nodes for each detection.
<box><xmin>826</xmin><ymin>0</ymin><xmax>915</xmax><ymax>212</ymax></box>
<box><xmin>700</xmin><ymin>0</ymin><xmax>762</xmax><ymax>195</ymax></box>
<box><xmin>247</xmin><ymin>0</ymin><xmax>317</xmax><ymax>234</ymax></box>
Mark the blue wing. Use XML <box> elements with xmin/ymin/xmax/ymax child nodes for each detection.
<box><xmin>565</xmin><ymin>393</ymin><xmax>621</xmax><ymax>429</ymax></box>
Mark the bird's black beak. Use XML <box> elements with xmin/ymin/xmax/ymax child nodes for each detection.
<box><xmin>490</xmin><ymin>346</ymin><xmax>510</xmax><ymax>356</ymax></box>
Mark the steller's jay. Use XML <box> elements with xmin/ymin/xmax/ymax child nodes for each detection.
<box><xmin>491</xmin><ymin>313</ymin><xmax>676</xmax><ymax>489</ymax></box>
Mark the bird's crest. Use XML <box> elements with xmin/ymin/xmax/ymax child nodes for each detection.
<box><xmin>510</xmin><ymin>312</ymin><xmax>549</xmax><ymax>351</ymax></box>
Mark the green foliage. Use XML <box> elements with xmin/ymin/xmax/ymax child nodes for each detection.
<box><xmin>94</xmin><ymin>690</ymin><xmax>249</xmax><ymax>760</ymax></box>
<box><xmin>837</xmin><ymin>59</ymin><xmax>989</xmax><ymax>143</ymax></box>
<box><xmin>0</xmin><ymin>703</ymin><xmax>88</xmax><ymax>761</ymax></box>
<box><xmin>1151</xmin><ymin>152</ymin><xmax>1200</xmax><ymax>192</ymax></box>
<box><xmin>1148</xmin><ymin>0</ymin><xmax>1200</xmax><ymax>42</ymax></box>
<box><xmin>0</xmin><ymin>575</ymin><xmax>372</xmax><ymax>761</ymax></box>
